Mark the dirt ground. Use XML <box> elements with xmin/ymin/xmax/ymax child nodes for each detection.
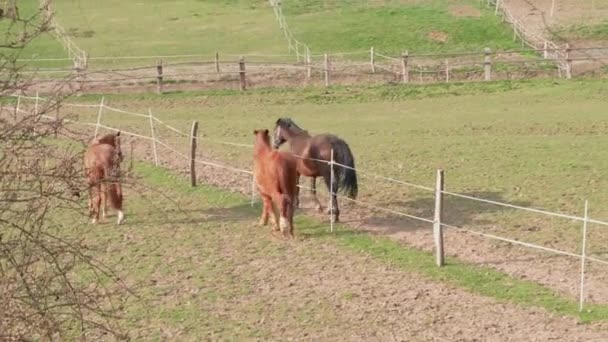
<box><xmin>502</xmin><ymin>0</ymin><xmax>608</xmax><ymax>72</ymax></box>
<box><xmin>105</xmin><ymin>131</ymin><xmax>608</xmax><ymax>309</ymax></box>
<box><xmin>25</xmin><ymin>113</ymin><xmax>608</xmax><ymax>340</ymax></box>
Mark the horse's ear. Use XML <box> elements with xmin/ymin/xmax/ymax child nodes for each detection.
<box><xmin>275</xmin><ymin>118</ymin><xmax>282</xmax><ymax>126</ymax></box>
<box><xmin>253</xmin><ymin>129</ymin><xmax>258</xmax><ymax>135</ymax></box>
<box><xmin>263</xmin><ymin>129</ymin><xmax>269</xmax><ymax>136</ymax></box>
<box><xmin>116</xmin><ymin>130</ymin><xmax>121</xmax><ymax>136</ymax></box>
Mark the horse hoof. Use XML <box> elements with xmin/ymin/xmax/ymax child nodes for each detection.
<box><xmin>116</xmin><ymin>211</ymin><xmax>125</xmax><ymax>225</ymax></box>
<box><xmin>316</xmin><ymin>205</ymin><xmax>324</xmax><ymax>213</ymax></box>
<box><xmin>90</xmin><ymin>218</ymin><xmax>97</xmax><ymax>225</ymax></box>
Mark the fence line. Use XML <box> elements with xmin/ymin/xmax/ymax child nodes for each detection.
<box><xmin>15</xmin><ymin>46</ymin><xmax>608</xmax><ymax>91</ymax></box>
<box><xmin>268</xmin><ymin>0</ymin><xmax>310</xmax><ymax>62</ymax></box>
<box><xmin>11</xmin><ymin>94</ymin><xmax>608</xmax><ymax>310</ymax></box>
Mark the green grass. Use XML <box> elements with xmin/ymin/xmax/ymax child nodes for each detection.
<box><xmin>0</xmin><ymin>0</ymin><xmax>65</xmax><ymax>60</ymax></box>
<box><xmin>553</xmin><ymin>21</ymin><xmax>608</xmax><ymax>41</ymax></box>
<box><xmin>83</xmin><ymin>161</ymin><xmax>608</xmax><ymax>330</ymax></box>
<box><xmin>11</xmin><ymin>0</ymin><xmax>527</xmax><ymax>69</ymax></box>
<box><xmin>45</xmin><ymin>0</ymin><xmax>287</xmax><ymax>65</ymax></box>
<box><xmin>33</xmin><ymin>78</ymin><xmax>608</xmax><ymax>259</ymax></box>
<box><xmin>283</xmin><ymin>0</ymin><xmax>521</xmax><ymax>55</ymax></box>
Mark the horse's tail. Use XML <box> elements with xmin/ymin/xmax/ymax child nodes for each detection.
<box><xmin>106</xmin><ymin>146</ymin><xmax>123</xmax><ymax>211</ymax></box>
<box><xmin>106</xmin><ymin>182</ymin><xmax>123</xmax><ymax>210</ymax></box>
<box><xmin>331</xmin><ymin>138</ymin><xmax>358</xmax><ymax>199</ymax></box>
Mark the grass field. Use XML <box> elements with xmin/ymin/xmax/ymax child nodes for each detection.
<box><xmin>12</xmin><ymin>0</ymin><xmax>522</xmax><ymax>70</ymax></box>
<box><xmin>282</xmin><ymin>0</ymin><xmax>521</xmax><ymax>54</ymax></box>
<box><xmin>48</xmin><ymin>160</ymin><xmax>608</xmax><ymax>339</ymax></box>
<box><xmin>29</xmin><ymin>78</ymin><xmax>608</xmax><ymax>261</ymax></box>
<box><xmin>0</xmin><ymin>0</ymin><xmax>65</xmax><ymax>60</ymax></box>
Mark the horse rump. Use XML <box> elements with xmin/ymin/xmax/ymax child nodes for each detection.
<box><xmin>330</xmin><ymin>138</ymin><xmax>358</xmax><ymax>199</ymax></box>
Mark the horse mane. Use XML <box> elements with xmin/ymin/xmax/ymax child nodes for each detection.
<box><xmin>92</xmin><ymin>131</ymin><xmax>121</xmax><ymax>147</ymax></box>
<box><xmin>276</xmin><ymin>118</ymin><xmax>306</xmax><ymax>134</ymax></box>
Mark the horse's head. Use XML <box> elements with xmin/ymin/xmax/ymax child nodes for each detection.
<box><xmin>273</xmin><ymin>118</ymin><xmax>295</xmax><ymax>149</ymax></box>
<box><xmin>253</xmin><ymin>129</ymin><xmax>271</xmax><ymax>148</ymax></box>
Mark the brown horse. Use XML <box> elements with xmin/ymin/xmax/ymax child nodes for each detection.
<box><xmin>253</xmin><ymin>129</ymin><xmax>299</xmax><ymax>238</ymax></box>
<box><xmin>273</xmin><ymin>118</ymin><xmax>358</xmax><ymax>223</ymax></box>
<box><xmin>84</xmin><ymin>131</ymin><xmax>124</xmax><ymax>225</ymax></box>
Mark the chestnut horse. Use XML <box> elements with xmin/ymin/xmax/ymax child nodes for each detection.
<box><xmin>253</xmin><ymin>129</ymin><xmax>299</xmax><ymax>238</ymax></box>
<box><xmin>84</xmin><ymin>131</ymin><xmax>124</xmax><ymax>224</ymax></box>
<box><xmin>273</xmin><ymin>118</ymin><xmax>358</xmax><ymax>223</ymax></box>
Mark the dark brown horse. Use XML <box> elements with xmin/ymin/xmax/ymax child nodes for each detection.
<box><xmin>84</xmin><ymin>131</ymin><xmax>124</xmax><ymax>225</ymax></box>
<box><xmin>273</xmin><ymin>118</ymin><xmax>357</xmax><ymax>223</ymax></box>
<box><xmin>253</xmin><ymin>129</ymin><xmax>299</xmax><ymax>238</ymax></box>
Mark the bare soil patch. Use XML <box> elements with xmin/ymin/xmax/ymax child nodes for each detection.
<box><xmin>450</xmin><ymin>5</ymin><xmax>481</xmax><ymax>18</ymax></box>
<box><xmin>427</xmin><ymin>31</ymin><xmax>449</xmax><ymax>43</ymax></box>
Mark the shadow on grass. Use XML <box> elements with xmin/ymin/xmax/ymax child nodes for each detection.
<box><xmin>360</xmin><ymin>191</ymin><xmax>532</xmax><ymax>234</ymax></box>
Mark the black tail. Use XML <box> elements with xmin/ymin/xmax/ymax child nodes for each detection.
<box><xmin>331</xmin><ymin>138</ymin><xmax>358</xmax><ymax>199</ymax></box>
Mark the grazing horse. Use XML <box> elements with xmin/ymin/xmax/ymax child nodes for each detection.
<box><xmin>84</xmin><ymin>131</ymin><xmax>124</xmax><ymax>225</ymax></box>
<box><xmin>273</xmin><ymin>118</ymin><xmax>357</xmax><ymax>223</ymax></box>
<box><xmin>253</xmin><ymin>129</ymin><xmax>299</xmax><ymax>238</ymax></box>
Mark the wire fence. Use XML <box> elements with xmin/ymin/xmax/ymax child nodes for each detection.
<box><xmin>7</xmin><ymin>93</ymin><xmax>608</xmax><ymax>310</ymax></box>
<box><xmin>11</xmin><ymin>45</ymin><xmax>608</xmax><ymax>94</ymax></box>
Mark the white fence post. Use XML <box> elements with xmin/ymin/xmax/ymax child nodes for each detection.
<box><xmin>434</xmin><ymin>169</ymin><xmax>445</xmax><ymax>267</ymax></box>
<box><xmin>94</xmin><ymin>96</ymin><xmax>105</xmax><ymax>138</ymax></box>
<box><xmin>148</xmin><ymin>108</ymin><xmax>159</xmax><ymax>166</ymax></box>
<box><xmin>579</xmin><ymin>200</ymin><xmax>589</xmax><ymax>312</ymax></box>
<box><xmin>329</xmin><ymin>148</ymin><xmax>335</xmax><ymax>232</ymax></box>
<box><xmin>370</xmin><ymin>47</ymin><xmax>375</xmax><ymax>73</ymax></box>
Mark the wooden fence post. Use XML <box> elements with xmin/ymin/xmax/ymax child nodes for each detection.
<box><xmin>445</xmin><ymin>59</ymin><xmax>449</xmax><ymax>83</ymax></box>
<box><xmin>156</xmin><ymin>59</ymin><xmax>163</xmax><ymax>94</ymax></box>
<box><xmin>370</xmin><ymin>47</ymin><xmax>375</xmax><ymax>73</ymax></box>
<box><xmin>190</xmin><ymin>121</ymin><xmax>199</xmax><ymax>187</ymax></box>
<box><xmin>565</xmin><ymin>44</ymin><xmax>572</xmax><ymax>79</ymax></box>
<box><xmin>543</xmin><ymin>41</ymin><xmax>549</xmax><ymax>59</ymax></box>
<box><xmin>401</xmin><ymin>51</ymin><xmax>409</xmax><ymax>84</ymax></box>
<box><xmin>324</xmin><ymin>53</ymin><xmax>330</xmax><ymax>87</ymax></box>
<box><xmin>434</xmin><ymin>169</ymin><xmax>445</xmax><ymax>267</ymax></box>
<box><xmin>239</xmin><ymin>56</ymin><xmax>246</xmax><ymax>91</ymax></box>
<box><xmin>484</xmin><ymin>47</ymin><xmax>492</xmax><ymax>81</ymax></box>
<box><xmin>215</xmin><ymin>52</ymin><xmax>220</xmax><ymax>73</ymax></box>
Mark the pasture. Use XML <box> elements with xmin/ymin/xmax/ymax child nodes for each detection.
<box><xmin>24</xmin><ymin>77</ymin><xmax>608</xmax><ymax>310</ymax></box>
<box><xmin>59</xmin><ymin>78</ymin><xmax>608</xmax><ymax>249</ymax></box>
<box><xmin>47</xmin><ymin>159</ymin><xmax>608</xmax><ymax>339</ymax></box>
<box><xmin>6</xmin><ymin>0</ymin><xmax>608</xmax><ymax>338</ymax></box>
<box><xmin>17</xmin><ymin>0</ymin><xmax>522</xmax><ymax>69</ymax></box>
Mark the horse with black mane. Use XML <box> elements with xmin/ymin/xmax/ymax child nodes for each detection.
<box><xmin>84</xmin><ymin>131</ymin><xmax>125</xmax><ymax>225</ymax></box>
<box><xmin>273</xmin><ymin>118</ymin><xmax>357</xmax><ymax>223</ymax></box>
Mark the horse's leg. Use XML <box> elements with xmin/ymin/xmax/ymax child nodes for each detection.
<box><xmin>294</xmin><ymin>174</ymin><xmax>300</xmax><ymax>209</ymax></box>
<box><xmin>287</xmin><ymin>198</ymin><xmax>295</xmax><ymax>238</ymax></box>
<box><xmin>310</xmin><ymin>177</ymin><xmax>323</xmax><ymax>213</ymax></box>
<box><xmin>91</xmin><ymin>184</ymin><xmax>102</xmax><ymax>224</ymax></box>
<box><xmin>258</xmin><ymin>194</ymin><xmax>271</xmax><ymax>226</ymax></box>
<box><xmin>277</xmin><ymin>195</ymin><xmax>290</xmax><ymax>237</ymax></box>
<box><xmin>323</xmin><ymin>173</ymin><xmax>340</xmax><ymax>223</ymax></box>
<box><xmin>100</xmin><ymin>184</ymin><xmax>107</xmax><ymax>219</ymax></box>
